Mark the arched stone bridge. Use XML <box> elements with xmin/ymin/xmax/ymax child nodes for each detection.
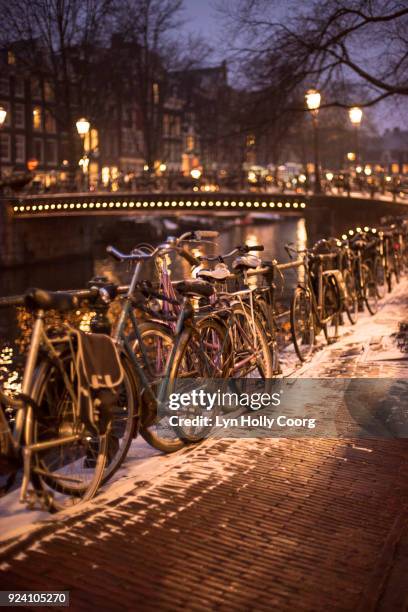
<box><xmin>1</xmin><ymin>191</ymin><xmax>407</xmax><ymax>267</ymax></box>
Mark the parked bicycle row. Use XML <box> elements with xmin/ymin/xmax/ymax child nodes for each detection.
<box><xmin>1</xmin><ymin>217</ymin><xmax>408</xmax><ymax>513</ymax></box>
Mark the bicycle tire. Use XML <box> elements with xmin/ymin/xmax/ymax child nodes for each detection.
<box><xmin>100</xmin><ymin>352</ymin><xmax>139</xmax><ymax>485</ymax></box>
<box><xmin>373</xmin><ymin>256</ymin><xmax>387</xmax><ymax>299</ymax></box>
<box><xmin>322</xmin><ymin>280</ymin><xmax>340</xmax><ymax>344</ymax></box>
<box><xmin>362</xmin><ymin>264</ymin><xmax>378</xmax><ymax>315</ymax></box>
<box><xmin>290</xmin><ymin>287</ymin><xmax>315</xmax><ymax>362</ymax></box>
<box><xmin>29</xmin><ymin>354</ymin><xmax>107</xmax><ymax>512</ymax></box>
<box><xmin>230</xmin><ymin>303</ymin><xmax>274</xmax><ymax>378</ymax></box>
<box><xmin>134</xmin><ymin>321</ymin><xmax>186</xmax><ymax>453</ymax></box>
<box><xmin>166</xmin><ymin>318</ymin><xmax>229</xmax><ymax>443</ymax></box>
<box><xmin>343</xmin><ymin>269</ymin><xmax>358</xmax><ymax>324</ymax></box>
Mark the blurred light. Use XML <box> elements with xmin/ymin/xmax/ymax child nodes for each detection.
<box><xmin>298</xmin><ymin>174</ymin><xmax>306</xmax><ymax>183</ymax></box>
<box><xmin>364</xmin><ymin>167</ymin><xmax>372</xmax><ymax>176</ymax></box>
<box><xmin>347</xmin><ymin>152</ymin><xmax>356</xmax><ymax>161</ymax></box>
<box><xmin>342</xmin><ymin>234</ymin><xmax>347</xmax><ymax>240</ymax></box>
<box><xmin>356</xmin><ymin>166</ymin><xmax>362</xmax><ymax>173</ymax></box>
<box><xmin>349</xmin><ymin>230</ymin><xmax>354</xmax><ymax>235</ymax></box>
<box><xmin>191</xmin><ymin>168</ymin><xmax>202</xmax><ymax>180</ymax></box>
<box><xmin>349</xmin><ymin>107</ymin><xmax>363</xmax><ymax>125</ymax></box>
<box><xmin>159</xmin><ymin>163</ymin><xmax>167</xmax><ymax>172</ymax></box>
<box><xmin>305</xmin><ymin>89</ymin><xmax>321</xmax><ymax>111</ymax></box>
<box><xmin>326</xmin><ymin>172</ymin><xmax>334</xmax><ymax>181</ymax></box>
<box><xmin>76</xmin><ymin>117</ymin><xmax>90</xmax><ymax>136</ymax></box>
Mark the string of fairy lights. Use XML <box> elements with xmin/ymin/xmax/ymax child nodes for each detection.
<box><xmin>11</xmin><ymin>198</ymin><xmax>307</xmax><ymax>215</ymax></box>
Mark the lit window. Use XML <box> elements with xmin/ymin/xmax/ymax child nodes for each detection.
<box><xmin>187</xmin><ymin>135</ymin><xmax>194</xmax><ymax>151</ymax></box>
<box><xmin>153</xmin><ymin>82</ymin><xmax>159</xmax><ymax>105</ymax></box>
<box><xmin>7</xmin><ymin>51</ymin><xmax>15</xmax><ymax>65</ymax></box>
<box><xmin>33</xmin><ymin>107</ymin><xmax>42</xmax><ymax>130</ymax></box>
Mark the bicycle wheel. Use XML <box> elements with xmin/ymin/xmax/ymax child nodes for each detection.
<box><xmin>290</xmin><ymin>287</ymin><xmax>315</xmax><ymax>361</ymax></box>
<box><xmin>101</xmin><ymin>353</ymin><xmax>138</xmax><ymax>485</ymax></box>
<box><xmin>134</xmin><ymin>321</ymin><xmax>185</xmax><ymax>453</ymax></box>
<box><xmin>362</xmin><ymin>264</ymin><xmax>378</xmax><ymax>315</ymax></box>
<box><xmin>373</xmin><ymin>256</ymin><xmax>387</xmax><ymax>299</ymax></box>
<box><xmin>343</xmin><ymin>269</ymin><xmax>358</xmax><ymax>324</ymax></box>
<box><xmin>165</xmin><ymin>318</ymin><xmax>229</xmax><ymax>443</ymax></box>
<box><xmin>230</xmin><ymin>303</ymin><xmax>274</xmax><ymax>378</ymax></box>
<box><xmin>322</xmin><ymin>280</ymin><xmax>340</xmax><ymax>344</ymax></box>
<box><xmin>254</xmin><ymin>297</ymin><xmax>281</xmax><ymax>373</ymax></box>
<box><xmin>30</xmin><ymin>353</ymin><xmax>107</xmax><ymax>512</ymax></box>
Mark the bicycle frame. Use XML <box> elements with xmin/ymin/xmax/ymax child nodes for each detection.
<box><xmin>3</xmin><ymin>310</ymin><xmax>81</xmax><ymax>503</ymax></box>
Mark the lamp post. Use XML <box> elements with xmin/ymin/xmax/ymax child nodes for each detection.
<box><xmin>305</xmin><ymin>89</ymin><xmax>321</xmax><ymax>194</ymax></box>
<box><xmin>348</xmin><ymin>106</ymin><xmax>363</xmax><ymax>163</ymax></box>
<box><xmin>0</xmin><ymin>106</ymin><xmax>7</xmax><ymax>184</ymax></box>
<box><xmin>76</xmin><ymin>117</ymin><xmax>91</xmax><ymax>190</ymax></box>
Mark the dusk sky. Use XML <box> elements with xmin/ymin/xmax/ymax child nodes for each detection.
<box><xmin>182</xmin><ymin>1</ymin><xmax>405</xmax><ymax>131</ymax></box>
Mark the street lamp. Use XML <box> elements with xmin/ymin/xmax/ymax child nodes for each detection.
<box><xmin>305</xmin><ymin>89</ymin><xmax>322</xmax><ymax>194</ymax></box>
<box><xmin>349</xmin><ymin>106</ymin><xmax>363</xmax><ymax>164</ymax></box>
<box><xmin>191</xmin><ymin>168</ymin><xmax>202</xmax><ymax>180</ymax></box>
<box><xmin>0</xmin><ymin>106</ymin><xmax>7</xmax><ymax>181</ymax></box>
<box><xmin>76</xmin><ymin>117</ymin><xmax>91</xmax><ymax>190</ymax></box>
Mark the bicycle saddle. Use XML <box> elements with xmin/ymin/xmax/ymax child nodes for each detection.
<box><xmin>24</xmin><ymin>288</ymin><xmax>78</xmax><ymax>312</ymax></box>
<box><xmin>173</xmin><ymin>280</ymin><xmax>214</xmax><ymax>298</ymax></box>
<box><xmin>195</xmin><ymin>263</ymin><xmax>231</xmax><ymax>281</ymax></box>
<box><xmin>231</xmin><ymin>255</ymin><xmax>262</xmax><ymax>271</ymax></box>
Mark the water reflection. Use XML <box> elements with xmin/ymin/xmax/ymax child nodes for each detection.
<box><xmin>0</xmin><ymin>217</ymin><xmax>306</xmax><ymax>348</ymax></box>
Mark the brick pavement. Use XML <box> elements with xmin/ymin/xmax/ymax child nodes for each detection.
<box><xmin>1</xmin><ymin>281</ymin><xmax>408</xmax><ymax>611</ymax></box>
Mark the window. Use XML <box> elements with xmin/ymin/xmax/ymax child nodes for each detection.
<box><xmin>14</xmin><ymin>103</ymin><xmax>25</xmax><ymax>128</ymax></box>
<box><xmin>163</xmin><ymin>114</ymin><xmax>170</xmax><ymax>137</ymax></box>
<box><xmin>187</xmin><ymin>135</ymin><xmax>195</xmax><ymax>151</ymax></box>
<box><xmin>7</xmin><ymin>51</ymin><xmax>15</xmax><ymax>65</ymax></box>
<box><xmin>45</xmin><ymin>140</ymin><xmax>57</xmax><ymax>165</ymax></box>
<box><xmin>31</xmin><ymin>78</ymin><xmax>41</xmax><ymax>100</ymax></box>
<box><xmin>33</xmin><ymin>106</ymin><xmax>42</xmax><ymax>130</ymax></box>
<box><xmin>33</xmin><ymin>138</ymin><xmax>44</xmax><ymax>163</ymax></box>
<box><xmin>15</xmin><ymin>135</ymin><xmax>25</xmax><ymax>163</ymax></box>
<box><xmin>44</xmin><ymin>82</ymin><xmax>54</xmax><ymax>102</ymax></box>
<box><xmin>14</xmin><ymin>77</ymin><xmax>24</xmax><ymax>98</ymax></box>
<box><xmin>153</xmin><ymin>82</ymin><xmax>159</xmax><ymax>105</ymax></box>
<box><xmin>0</xmin><ymin>77</ymin><xmax>9</xmax><ymax>96</ymax></box>
<box><xmin>44</xmin><ymin>110</ymin><xmax>56</xmax><ymax>133</ymax></box>
<box><xmin>0</xmin><ymin>102</ymin><xmax>11</xmax><ymax>127</ymax></box>
<box><xmin>0</xmin><ymin>134</ymin><xmax>11</xmax><ymax>161</ymax></box>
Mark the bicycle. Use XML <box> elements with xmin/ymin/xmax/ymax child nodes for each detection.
<box><xmin>105</xmin><ymin>230</ymin><xmax>229</xmax><ymax>452</ymax></box>
<box><xmin>286</xmin><ymin>244</ymin><xmax>342</xmax><ymax>362</ymax></box>
<box><xmin>0</xmin><ymin>288</ymin><xmax>112</xmax><ymax>511</ymax></box>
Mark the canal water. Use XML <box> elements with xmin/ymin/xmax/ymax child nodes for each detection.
<box><xmin>0</xmin><ymin>215</ymin><xmax>309</xmax><ymax>363</ymax></box>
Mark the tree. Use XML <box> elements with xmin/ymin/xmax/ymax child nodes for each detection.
<box><xmin>219</xmin><ymin>0</ymin><xmax>408</xmax><ymax>109</ymax></box>
<box><xmin>0</xmin><ymin>0</ymin><xmax>115</xmax><ymax>182</ymax></box>
<box><xmin>113</xmin><ymin>0</ymin><xmax>212</xmax><ymax>170</ymax></box>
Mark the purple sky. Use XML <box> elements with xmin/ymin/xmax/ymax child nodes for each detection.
<box><xmin>183</xmin><ymin>1</ymin><xmax>220</xmax><ymax>44</ymax></box>
<box><xmin>182</xmin><ymin>1</ymin><xmax>405</xmax><ymax>131</ymax></box>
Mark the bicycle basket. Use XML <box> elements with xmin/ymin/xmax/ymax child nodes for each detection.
<box><xmin>69</xmin><ymin>329</ymin><xmax>124</xmax><ymax>435</ymax></box>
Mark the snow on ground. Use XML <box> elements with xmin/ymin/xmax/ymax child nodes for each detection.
<box><xmin>1</xmin><ymin>276</ymin><xmax>407</xmax><ymax>547</ymax></box>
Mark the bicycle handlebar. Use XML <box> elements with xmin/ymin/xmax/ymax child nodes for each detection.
<box><xmin>198</xmin><ymin>244</ymin><xmax>264</xmax><ymax>263</ymax></box>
